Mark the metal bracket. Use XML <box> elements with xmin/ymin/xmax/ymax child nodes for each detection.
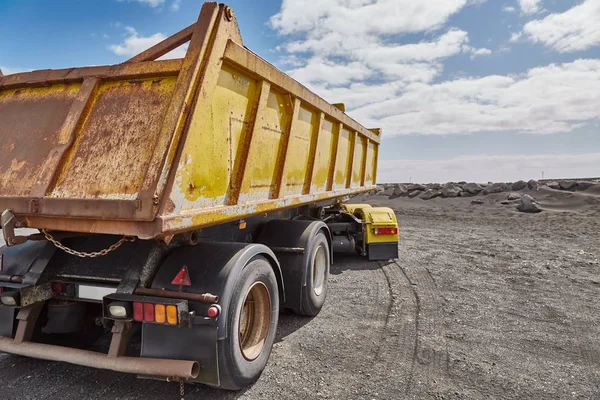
<box><xmin>1</xmin><ymin>209</ymin><xmax>28</xmax><ymax>247</ymax></box>
<box><xmin>108</xmin><ymin>321</ymin><xmax>134</xmax><ymax>357</ymax></box>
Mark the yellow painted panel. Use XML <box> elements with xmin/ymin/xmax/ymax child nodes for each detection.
<box><xmin>351</xmin><ymin>135</ymin><xmax>365</xmax><ymax>187</ymax></box>
<box><xmin>177</xmin><ymin>65</ymin><xmax>257</xmax><ymax>212</ymax></box>
<box><xmin>53</xmin><ymin>77</ymin><xmax>177</xmax><ymax>199</ymax></box>
<box><xmin>283</xmin><ymin>105</ymin><xmax>313</xmax><ymax>196</ymax></box>
<box><xmin>333</xmin><ymin>127</ymin><xmax>351</xmax><ymax>190</ymax></box>
<box><xmin>365</xmin><ymin>140</ymin><xmax>376</xmax><ymax>185</ymax></box>
<box><xmin>311</xmin><ymin>118</ymin><xmax>334</xmax><ymax>192</ymax></box>
<box><xmin>242</xmin><ymin>88</ymin><xmax>288</xmax><ymax>201</ymax></box>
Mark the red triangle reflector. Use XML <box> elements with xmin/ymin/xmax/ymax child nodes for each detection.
<box><xmin>171</xmin><ymin>265</ymin><xmax>191</xmax><ymax>286</ymax></box>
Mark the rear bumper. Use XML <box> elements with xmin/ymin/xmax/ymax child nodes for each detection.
<box><xmin>0</xmin><ymin>336</ymin><xmax>199</xmax><ymax>379</ymax></box>
<box><xmin>367</xmin><ymin>242</ymin><xmax>399</xmax><ymax>261</ymax></box>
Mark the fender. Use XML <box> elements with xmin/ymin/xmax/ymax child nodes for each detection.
<box><xmin>256</xmin><ymin>219</ymin><xmax>332</xmax><ymax>310</ymax></box>
<box><xmin>149</xmin><ymin>242</ymin><xmax>283</xmax><ymax>339</ymax></box>
<box><xmin>141</xmin><ymin>242</ymin><xmax>283</xmax><ymax>386</ymax></box>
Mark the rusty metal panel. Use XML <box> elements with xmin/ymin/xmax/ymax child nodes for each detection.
<box><xmin>0</xmin><ymin>83</ymin><xmax>81</xmax><ymax>196</ymax></box>
<box><xmin>51</xmin><ymin>77</ymin><xmax>178</xmax><ymax>200</ymax></box>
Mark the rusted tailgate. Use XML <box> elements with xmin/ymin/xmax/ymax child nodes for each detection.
<box><xmin>0</xmin><ymin>68</ymin><xmax>180</xmax><ymax>221</ymax></box>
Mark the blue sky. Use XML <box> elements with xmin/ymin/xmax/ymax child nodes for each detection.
<box><xmin>1</xmin><ymin>0</ymin><xmax>599</xmax><ymax>183</ymax></box>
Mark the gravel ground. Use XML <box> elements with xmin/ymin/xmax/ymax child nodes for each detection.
<box><xmin>1</xmin><ymin>193</ymin><xmax>599</xmax><ymax>399</ymax></box>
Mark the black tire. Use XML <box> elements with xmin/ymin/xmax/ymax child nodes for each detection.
<box><xmin>217</xmin><ymin>256</ymin><xmax>279</xmax><ymax>390</ymax></box>
<box><xmin>293</xmin><ymin>231</ymin><xmax>330</xmax><ymax>316</ymax></box>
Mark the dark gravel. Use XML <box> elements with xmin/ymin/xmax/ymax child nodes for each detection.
<box><xmin>1</xmin><ymin>195</ymin><xmax>599</xmax><ymax>399</ymax></box>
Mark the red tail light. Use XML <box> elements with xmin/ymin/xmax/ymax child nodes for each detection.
<box><xmin>133</xmin><ymin>302</ymin><xmax>144</xmax><ymax>321</ymax></box>
<box><xmin>132</xmin><ymin>301</ymin><xmax>180</xmax><ymax>325</ymax></box>
<box><xmin>143</xmin><ymin>303</ymin><xmax>155</xmax><ymax>322</ymax></box>
<box><xmin>52</xmin><ymin>283</ymin><xmax>67</xmax><ymax>295</ymax></box>
<box><xmin>373</xmin><ymin>227</ymin><xmax>398</xmax><ymax>235</ymax></box>
<box><xmin>207</xmin><ymin>305</ymin><xmax>220</xmax><ymax>318</ymax></box>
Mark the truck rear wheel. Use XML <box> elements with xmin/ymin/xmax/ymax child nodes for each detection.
<box><xmin>293</xmin><ymin>231</ymin><xmax>330</xmax><ymax>316</ymax></box>
<box><xmin>217</xmin><ymin>256</ymin><xmax>279</xmax><ymax>390</ymax></box>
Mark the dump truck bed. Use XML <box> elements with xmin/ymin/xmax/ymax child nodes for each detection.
<box><xmin>0</xmin><ymin>3</ymin><xmax>380</xmax><ymax>239</ymax></box>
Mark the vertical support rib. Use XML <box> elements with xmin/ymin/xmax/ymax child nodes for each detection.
<box><xmin>360</xmin><ymin>137</ymin><xmax>368</xmax><ymax>186</ymax></box>
<box><xmin>31</xmin><ymin>77</ymin><xmax>99</xmax><ymax>198</ymax></box>
<box><xmin>326</xmin><ymin>122</ymin><xmax>341</xmax><ymax>191</ymax></box>
<box><xmin>345</xmin><ymin>131</ymin><xmax>357</xmax><ymax>189</ymax></box>
<box><xmin>229</xmin><ymin>80</ymin><xmax>271</xmax><ymax>204</ymax></box>
<box><xmin>273</xmin><ymin>97</ymin><xmax>300</xmax><ymax>198</ymax></box>
<box><xmin>139</xmin><ymin>3</ymin><xmax>222</xmax><ymax>214</ymax></box>
<box><xmin>304</xmin><ymin>112</ymin><xmax>323</xmax><ymax>195</ymax></box>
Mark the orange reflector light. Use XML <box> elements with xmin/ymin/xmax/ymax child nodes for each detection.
<box><xmin>373</xmin><ymin>227</ymin><xmax>398</xmax><ymax>235</ymax></box>
<box><xmin>155</xmin><ymin>304</ymin><xmax>166</xmax><ymax>324</ymax></box>
<box><xmin>166</xmin><ymin>305</ymin><xmax>178</xmax><ymax>325</ymax></box>
<box><xmin>239</xmin><ymin>220</ymin><xmax>247</xmax><ymax>230</ymax></box>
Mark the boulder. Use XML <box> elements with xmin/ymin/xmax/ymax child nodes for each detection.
<box><xmin>390</xmin><ymin>184</ymin><xmax>408</xmax><ymax>198</ymax></box>
<box><xmin>507</xmin><ymin>192</ymin><xmax>522</xmax><ymax>201</ymax></box>
<box><xmin>559</xmin><ymin>180</ymin><xmax>578</xmax><ymax>191</ymax></box>
<box><xmin>482</xmin><ymin>182</ymin><xmax>508</xmax><ymax>195</ymax></box>
<box><xmin>427</xmin><ymin>183</ymin><xmax>442</xmax><ymax>190</ymax></box>
<box><xmin>406</xmin><ymin>184</ymin><xmax>426</xmax><ymax>192</ymax></box>
<box><xmin>459</xmin><ymin>191</ymin><xmax>475</xmax><ymax>197</ymax></box>
<box><xmin>500</xmin><ymin>200</ymin><xmax>511</xmax><ymax>205</ymax></box>
<box><xmin>441</xmin><ymin>183</ymin><xmax>462</xmax><ymax>198</ymax></box>
<box><xmin>419</xmin><ymin>189</ymin><xmax>442</xmax><ymax>200</ymax></box>
<box><xmin>382</xmin><ymin>187</ymin><xmax>394</xmax><ymax>196</ymax></box>
<box><xmin>517</xmin><ymin>194</ymin><xmax>542</xmax><ymax>213</ymax></box>
<box><xmin>408</xmin><ymin>190</ymin><xmax>421</xmax><ymax>198</ymax></box>
<box><xmin>511</xmin><ymin>180</ymin><xmax>527</xmax><ymax>191</ymax></box>
<box><xmin>546</xmin><ymin>181</ymin><xmax>560</xmax><ymax>189</ymax></box>
<box><xmin>574</xmin><ymin>181</ymin><xmax>595</xmax><ymax>191</ymax></box>
<box><xmin>471</xmin><ymin>199</ymin><xmax>484</xmax><ymax>205</ymax></box>
<box><xmin>463</xmin><ymin>182</ymin><xmax>484</xmax><ymax>195</ymax></box>
<box><xmin>375</xmin><ymin>185</ymin><xmax>385</xmax><ymax>194</ymax></box>
<box><xmin>527</xmin><ymin>179</ymin><xmax>539</xmax><ymax>190</ymax></box>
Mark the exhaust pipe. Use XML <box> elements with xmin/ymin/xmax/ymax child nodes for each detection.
<box><xmin>0</xmin><ymin>337</ymin><xmax>199</xmax><ymax>379</ymax></box>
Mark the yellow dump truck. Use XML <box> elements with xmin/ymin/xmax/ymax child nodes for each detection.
<box><xmin>0</xmin><ymin>2</ymin><xmax>398</xmax><ymax>390</ymax></box>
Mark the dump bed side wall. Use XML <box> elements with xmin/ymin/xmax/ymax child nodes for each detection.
<box><xmin>161</xmin><ymin>42</ymin><xmax>379</xmax><ymax>233</ymax></box>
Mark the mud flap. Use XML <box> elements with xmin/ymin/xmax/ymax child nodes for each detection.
<box><xmin>367</xmin><ymin>242</ymin><xmax>398</xmax><ymax>261</ymax></box>
<box><xmin>0</xmin><ymin>306</ymin><xmax>16</xmax><ymax>338</ymax></box>
<box><xmin>141</xmin><ymin>320</ymin><xmax>219</xmax><ymax>385</ymax></box>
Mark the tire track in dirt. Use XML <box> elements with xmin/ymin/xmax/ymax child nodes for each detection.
<box><xmin>396</xmin><ymin>260</ymin><xmax>450</xmax><ymax>398</ymax></box>
<box><xmin>369</xmin><ymin>257</ymin><xmax>449</xmax><ymax>399</ymax></box>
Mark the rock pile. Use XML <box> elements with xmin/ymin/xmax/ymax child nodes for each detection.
<box><xmin>373</xmin><ymin>179</ymin><xmax>600</xmax><ymax>214</ymax></box>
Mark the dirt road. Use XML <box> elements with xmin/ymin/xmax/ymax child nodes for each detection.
<box><xmin>1</xmin><ymin>194</ymin><xmax>599</xmax><ymax>399</ymax></box>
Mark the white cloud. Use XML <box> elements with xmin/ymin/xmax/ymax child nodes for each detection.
<box><xmin>108</xmin><ymin>26</ymin><xmax>187</xmax><ymax>59</ymax></box>
<box><xmin>522</xmin><ymin>0</ymin><xmax>600</xmax><ymax>53</ymax></box>
<box><xmin>503</xmin><ymin>6</ymin><xmax>516</xmax><ymax>12</ymax></box>
<box><xmin>270</xmin><ymin>0</ymin><xmax>600</xmax><ymax>140</ymax></box>
<box><xmin>0</xmin><ymin>66</ymin><xmax>27</xmax><ymax>75</ymax></box>
<box><xmin>509</xmin><ymin>32</ymin><xmax>523</xmax><ymax>42</ymax></box>
<box><xmin>350</xmin><ymin>59</ymin><xmax>600</xmax><ymax>136</ymax></box>
<box><xmin>271</xmin><ymin>0</ymin><xmax>479</xmax><ymax>37</ymax></box>
<box><xmin>518</xmin><ymin>0</ymin><xmax>542</xmax><ymax>15</ymax></box>
<box><xmin>117</xmin><ymin>0</ymin><xmax>165</xmax><ymax>7</ymax></box>
<box><xmin>378</xmin><ymin>153</ymin><xmax>600</xmax><ymax>183</ymax></box>
<box><xmin>170</xmin><ymin>0</ymin><xmax>182</xmax><ymax>11</ymax></box>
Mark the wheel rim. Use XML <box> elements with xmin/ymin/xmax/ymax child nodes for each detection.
<box><xmin>312</xmin><ymin>244</ymin><xmax>327</xmax><ymax>296</ymax></box>
<box><xmin>239</xmin><ymin>281</ymin><xmax>271</xmax><ymax>361</ymax></box>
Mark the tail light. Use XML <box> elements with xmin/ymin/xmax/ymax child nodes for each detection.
<box><xmin>372</xmin><ymin>227</ymin><xmax>398</xmax><ymax>235</ymax></box>
<box><xmin>133</xmin><ymin>301</ymin><xmax>182</xmax><ymax>325</ymax></box>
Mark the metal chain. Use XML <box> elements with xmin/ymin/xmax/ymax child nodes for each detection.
<box><xmin>180</xmin><ymin>380</ymin><xmax>185</xmax><ymax>399</ymax></box>
<box><xmin>41</xmin><ymin>229</ymin><xmax>135</xmax><ymax>258</ymax></box>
